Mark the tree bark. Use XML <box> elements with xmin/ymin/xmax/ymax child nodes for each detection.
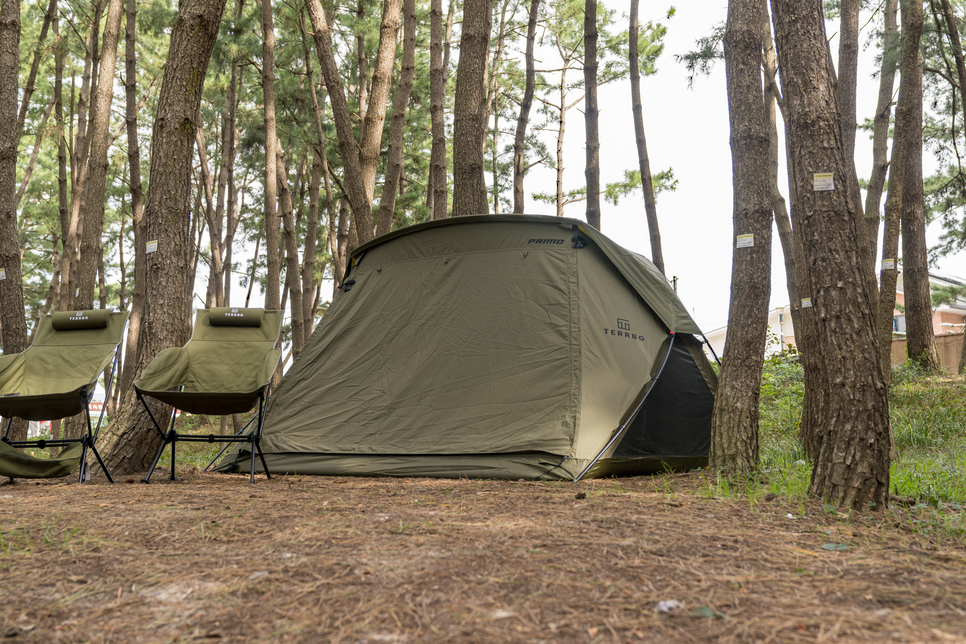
<box><xmin>305</xmin><ymin>0</ymin><xmax>375</xmax><ymax>245</ymax></box>
<box><xmin>878</xmin><ymin>0</ymin><xmax>923</xmax><ymax>385</ymax></box>
<box><xmin>429</xmin><ymin>0</ymin><xmax>449</xmax><ymax>220</ymax></box>
<box><xmin>763</xmin><ymin>3</ymin><xmax>823</xmax><ymax>461</ymax></box>
<box><xmin>0</xmin><ymin>0</ymin><xmax>29</xmax><ymax>441</ymax></box>
<box><xmin>864</xmin><ymin>0</ymin><xmax>899</xmax><ymax>255</ymax></box>
<box><xmin>377</xmin><ymin>0</ymin><xmax>415</xmax><ymax>236</ymax></box>
<box><xmin>117</xmin><ymin>0</ymin><xmax>146</xmax><ymax>404</ymax></box>
<box><xmin>277</xmin><ymin>147</ymin><xmax>304</xmax><ymax>358</ymax></box>
<box><xmin>512</xmin><ymin>0</ymin><xmax>539</xmax><ymax>214</ymax></box>
<box><xmin>583</xmin><ymin>0</ymin><xmax>600</xmax><ymax>229</ymax></box>
<box><xmin>16</xmin><ymin>0</ymin><xmax>55</xmax><ymax>142</ymax></box>
<box><xmin>771</xmin><ymin>0</ymin><xmax>891</xmax><ymax>510</ymax></box>
<box><xmin>900</xmin><ymin>40</ymin><xmax>940</xmax><ymax>371</ymax></box>
<box><xmin>711</xmin><ymin>0</ymin><xmax>771</xmax><ymax>474</ymax></box>
<box><xmin>261</xmin><ymin>0</ymin><xmax>280</xmax><ymax>310</ymax></box>
<box><xmin>359</xmin><ymin>0</ymin><xmax>401</xmax><ymax>207</ymax></box>
<box><xmin>630</xmin><ymin>0</ymin><xmax>664</xmax><ymax>273</ymax></box>
<box><xmin>452</xmin><ymin>0</ymin><xmax>492</xmax><ymax>217</ymax></box>
<box><xmin>100</xmin><ymin>0</ymin><xmax>228</xmax><ymax>474</ymax></box>
<box><xmin>76</xmin><ymin>0</ymin><xmax>124</xmax><ymax>310</ymax></box>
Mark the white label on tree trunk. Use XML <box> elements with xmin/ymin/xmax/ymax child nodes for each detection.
<box><xmin>881</xmin><ymin>258</ymin><xmax>895</xmax><ymax>271</ymax></box>
<box><xmin>146</xmin><ymin>240</ymin><xmax>159</xmax><ymax>254</ymax></box>
<box><xmin>801</xmin><ymin>298</ymin><xmax>813</xmax><ymax>309</ymax></box>
<box><xmin>736</xmin><ymin>234</ymin><xmax>754</xmax><ymax>248</ymax></box>
<box><xmin>813</xmin><ymin>173</ymin><xmax>835</xmax><ymax>191</ymax></box>
<box><xmin>0</xmin><ymin>268</ymin><xmax>5</xmax><ymax>280</ymax></box>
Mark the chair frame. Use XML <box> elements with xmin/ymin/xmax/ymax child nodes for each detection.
<box><xmin>138</xmin><ymin>383</ymin><xmax>273</xmax><ymax>484</ymax></box>
<box><xmin>1</xmin><ymin>348</ymin><xmax>119</xmax><ymax>484</ymax></box>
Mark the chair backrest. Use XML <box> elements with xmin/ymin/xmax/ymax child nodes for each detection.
<box><xmin>1</xmin><ymin>310</ymin><xmax>128</xmax><ymax>401</ymax></box>
<box><xmin>177</xmin><ymin>308</ymin><xmax>283</xmax><ymax>394</ymax></box>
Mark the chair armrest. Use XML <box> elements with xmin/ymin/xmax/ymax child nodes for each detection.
<box><xmin>257</xmin><ymin>348</ymin><xmax>283</xmax><ymax>390</ymax></box>
<box><xmin>0</xmin><ymin>354</ymin><xmax>25</xmax><ymax>394</ymax></box>
<box><xmin>134</xmin><ymin>347</ymin><xmax>190</xmax><ymax>393</ymax></box>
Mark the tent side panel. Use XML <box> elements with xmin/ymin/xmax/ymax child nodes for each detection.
<box><xmin>572</xmin><ymin>244</ymin><xmax>667</xmax><ymax>461</ymax></box>
<box><xmin>259</xmin><ymin>235</ymin><xmax>579</xmax><ymax>459</ymax></box>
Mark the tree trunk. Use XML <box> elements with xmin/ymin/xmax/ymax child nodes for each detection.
<box><xmin>54</xmin><ymin>2</ymin><xmax>68</xmax><ymax>312</ymax></box>
<box><xmin>878</xmin><ymin>0</ymin><xmax>923</xmax><ymax>386</ymax></box>
<box><xmin>429</xmin><ymin>0</ymin><xmax>449</xmax><ymax>220</ymax></box>
<box><xmin>452</xmin><ymin>0</ymin><xmax>492</xmax><ymax>217</ymax></box>
<box><xmin>763</xmin><ymin>3</ymin><xmax>823</xmax><ymax>461</ymax></box>
<box><xmin>512</xmin><ymin>0</ymin><xmax>539</xmax><ymax>214</ymax></box>
<box><xmin>0</xmin><ymin>0</ymin><xmax>29</xmax><ymax>441</ymax></box>
<box><xmin>711</xmin><ymin>0</ymin><xmax>771</xmax><ymax>474</ymax></box>
<box><xmin>100</xmin><ymin>0</ymin><xmax>228</xmax><ymax>474</ymax></box>
<box><xmin>359</xmin><ymin>0</ymin><xmax>401</xmax><ymax>207</ymax></box>
<box><xmin>583</xmin><ymin>0</ymin><xmax>600</xmax><ymax>229</ymax></box>
<box><xmin>305</xmin><ymin>0</ymin><xmax>374</xmax><ymax>245</ymax></box>
<box><xmin>61</xmin><ymin>0</ymin><xmax>103</xmax><ymax>311</ymax></box>
<box><xmin>261</xmin><ymin>0</ymin><xmax>280</xmax><ymax>310</ymax></box>
<box><xmin>900</xmin><ymin>41</ymin><xmax>940</xmax><ymax>371</ymax></box>
<box><xmin>377</xmin><ymin>0</ymin><xmax>415</xmax><ymax>236</ymax></box>
<box><xmin>16</xmin><ymin>0</ymin><xmax>55</xmax><ymax>141</ymax></box>
<box><xmin>277</xmin><ymin>147</ymin><xmax>304</xmax><ymax>358</ymax></box>
<box><xmin>630</xmin><ymin>0</ymin><xmax>664</xmax><ymax>273</ymax></box>
<box><xmin>864</xmin><ymin>0</ymin><xmax>899</xmax><ymax>255</ymax></box>
<box><xmin>76</xmin><ymin>0</ymin><xmax>124</xmax><ymax>310</ymax></box>
<box><xmin>771</xmin><ymin>0</ymin><xmax>891</xmax><ymax>511</ymax></box>
<box><xmin>302</xmin><ymin>155</ymin><xmax>321</xmax><ymax>338</ymax></box>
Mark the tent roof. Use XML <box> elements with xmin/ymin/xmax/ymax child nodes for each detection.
<box><xmin>346</xmin><ymin>214</ymin><xmax>702</xmax><ymax>335</ymax></box>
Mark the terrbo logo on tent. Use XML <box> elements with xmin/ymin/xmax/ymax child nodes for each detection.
<box><xmin>603</xmin><ymin>318</ymin><xmax>646</xmax><ymax>341</ymax></box>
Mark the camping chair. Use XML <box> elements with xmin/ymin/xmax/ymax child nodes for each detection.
<box><xmin>134</xmin><ymin>308</ymin><xmax>282</xmax><ymax>483</ymax></box>
<box><xmin>0</xmin><ymin>309</ymin><xmax>129</xmax><ymax>483</ymax></box>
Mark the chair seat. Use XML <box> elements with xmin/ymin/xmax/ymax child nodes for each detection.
<box><xmin>0</xmin><ymin>386</ymin><xmax>92</xmax><ymax>422</ymax></box>
<box><xmin>0</xmin><ymin>441</ymin><xmax>84</xmax><ymax>479</ymax></box>
<box><xmin>134</xmin><ymin>387</ymin><xmax>269</xmax><ymax>416</ymax></box>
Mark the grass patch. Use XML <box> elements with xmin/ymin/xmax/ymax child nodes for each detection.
<box><xmin>715</xmin><ymin>358</ymin><xmax>966</xmax><ymax>509</ymax></box>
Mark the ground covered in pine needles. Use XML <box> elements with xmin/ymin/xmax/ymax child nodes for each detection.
<box><xmin>1</xmin><ymin>470</ymin><xmax>965</xmax><ymax>643</ymax></box>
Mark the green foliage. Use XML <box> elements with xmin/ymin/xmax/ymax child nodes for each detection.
<box><xmin>754</xmin><ymin>358</ymin><xmax>966</xmax><ymax>506</ymax></box>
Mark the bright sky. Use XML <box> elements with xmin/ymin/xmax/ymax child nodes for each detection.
<box><xmin>521</xmin><ymin>0</ymin><xmax>966</xmax><ymax>333</ymax></box>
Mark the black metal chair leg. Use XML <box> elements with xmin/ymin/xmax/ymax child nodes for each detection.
<box><xmin>142</xmin><ymin>438</ymin><xmax>167</xmax><ymax>483</ymax></box>
<box><xmin>169</xmin><ymin>438</ymin><xmax>177</xmax><ymax>481</ymax></box>
<box><xmin>255</xmin><ymin>440</ymin><xmax>271</xmax><ymax>480</ymax></box>
<box><xmin>88</xmin><ymin>445</ymin><xmax>115</xmax><ymax>484</ymax></box>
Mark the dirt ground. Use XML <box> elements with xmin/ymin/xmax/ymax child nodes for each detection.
<box><xmin>1</xmin><ymin>470</ymin><xmax>965</xmax><ymax>644</ymax></box>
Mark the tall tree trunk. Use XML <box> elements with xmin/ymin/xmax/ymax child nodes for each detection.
<box><xmin>61</xmin><ymin>0</ymin><xmax>104</xmax><ymax>311</ymax></box>
<box><xmin>378</xmin><ymin>0</ymin><xmax>415</xmax><ymax>236</ymax></box>
<box><xmin>629</xmin><ymin>0</ymin><xmax>664</xmax><ymax>274</ymax></box>
<box><xmin>100</xmin><ymin>0</ymin><xmax>228</xmax><ymax>474</ymax></box>
<box><xmin>54</xmin><ymin>0</ymin><xmax>67</xmax><ymax>310</ymax></box>
<box><xmin>900</xmin><ymin>41</ymin><xmax>940</xmax><ymax>371</ymax></box>
<box><xmin>771</xmin><ymin>0</ymin><xmax>891</xmax><ymax>511</ymax></box>
<box><xmin>16</xmin><ymin>0</ymin><xmax>55</xmax><ymax>141</ymax></box>
<box><xmin>712</xmin><ymin>0</ymin><xmax>771</xmax><ymax>474</ymax></box>
<box><xmin>261</xmin><ymin>0</ymin><xmax>280</xmax><ymax>310</ymax></box>
<box><xmin>512</xmin><ymin>0</ymin><xmax>539</xmax><ymax>214</ymax></box>
<box><xmin>117</xmin><ymin>0</ymin><xmax>145</xmax><ymax>403</ymax></box>
<box><xmin>0</xmin><ymin>0</ymin><xmax>29</xmax><ymax>442</ymax></box>
<box><xmin>359</xmin><ymin>0</ymin><xmax>402</xmax><ymax>206</ymax></box>
<box><xmin>305</xmin><ymin>0</ymin><xmax>374</xmax><ymax>245</ymax></box>
<box><xmin>77</xmin><ymin>0</ymin><xmax>124</xmax><ymax>310</ymax></box>
<box><xmin>836</xmin><ymin>0</ymin><xmax>860</xmax><ymax>164</ymax></box>
<box><xmin>878</xmin><ymin>0</ymin><xmax>923</xmax><ymax>386</ymax></box>
<box><xmin>555</xmin><ymin>68</ymin><xmax>568</xmax><ymax>217</ymax></box>
<box><xmin>277</xmin><ymin>147</ymin><xmax>304</xmax><ymax>358</ymax></box>
<box><xmin>429</xmin><ymin>0</ymin><xmax>449</xmax><ymax>220</ymax></box>
<box><xmin>452</xmin><ymin>0</ymin><xmax>492</xmax><ymax>217</ymax></box>
<box><xmin>864</xmin><ymin>0</ymin><xmax>899</xmax><ymax>254</ymax></box>
<box><xmin>302</xmin><ymin>155</ymin><xmax>321</xmax><ymax>338</ymax></box>
<box><xmin>583</xmin><ymin>0</ymin><xmax>600</xmax><ymax>229</ymax></box>
<box><xmin>763</xmin><ymin>3</ymin><xmax>823</xmax><ymax>461</ymax></box>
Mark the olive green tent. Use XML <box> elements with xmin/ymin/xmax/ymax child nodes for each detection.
<box><xmin>221</xmin><ymin>215</ymin><xmax>717</xmax><ymax>480</ymax></box>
